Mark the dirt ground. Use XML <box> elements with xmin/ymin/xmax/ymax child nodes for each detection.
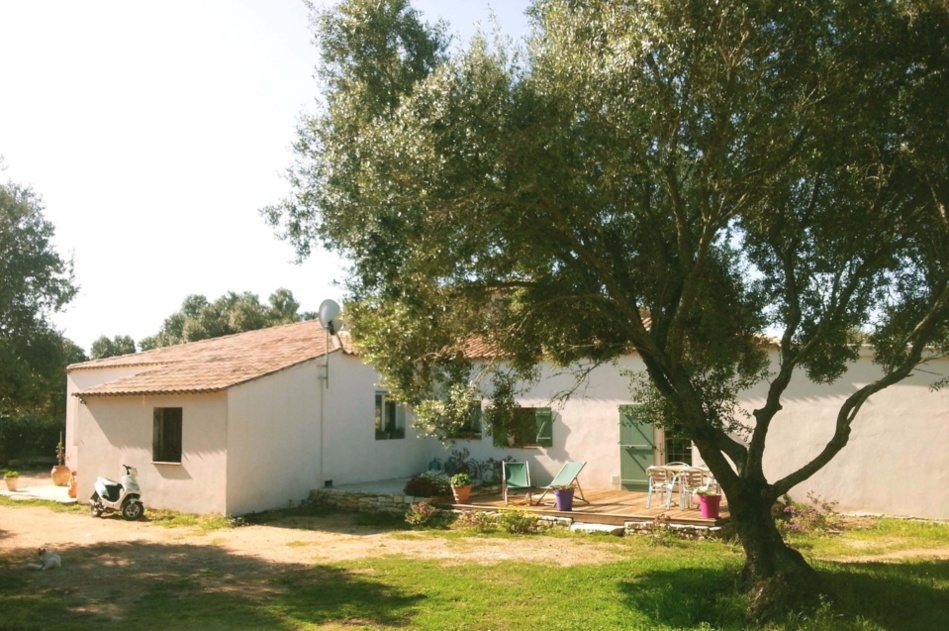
<box><xmin>1</xmin><ymin>470</ymin><xmax>634</xmax><ymax>621</ymax></box>
<box><xmin>0</xmin><ymin>501</ymin><xmax>627</xmax><ymax>567</ymax></box>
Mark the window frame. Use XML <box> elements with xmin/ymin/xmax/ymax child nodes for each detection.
<box><xmin>153</xmin><ymin>407</ymin><xmax>183</xmax><ymax>463</ymax></box>
<box><xmin>374</xmin><ymin>391</ymin><xmax>406</xmax><ymax>440</ymax></box>
<box><xmin>494</xmin><ymin>407</ymin><xmax>553</xmax><ymax>448</ymax></box>
<box><xmin>449</xmin><ymin>402</ymin><xmax>483</xmax><ymax>440</ymax></box>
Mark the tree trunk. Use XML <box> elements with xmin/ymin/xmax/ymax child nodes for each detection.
<box><xmin>728</xmin><ymin>486</ymin><xmax>822</xmax><ymax>623</ymax></box>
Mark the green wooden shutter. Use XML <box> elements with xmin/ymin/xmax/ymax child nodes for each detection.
<box><xmin>619</xmin><ymin>404</ymin><xmax>655</xmax><ymax>490</ymax></box>
<box><xmin>534</xmin><ymin>407</ymin><xmax>553</xmax><ymax>447</ymax></box>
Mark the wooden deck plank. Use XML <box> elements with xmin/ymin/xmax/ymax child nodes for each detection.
<box><xmin>439</xmin><ymin>488</ymin><xmax>729</xmax><ymax>528</ymax></box>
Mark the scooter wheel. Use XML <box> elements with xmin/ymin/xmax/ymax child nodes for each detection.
<box><xmin>121</xmin><ymin>500</ymin><xmax>145</xmax><ymax>521</ymax></box>
<box><xmin>90</xmin><ymin>493</ymin><xmax>103</xmax><ymax>518</ymax></box>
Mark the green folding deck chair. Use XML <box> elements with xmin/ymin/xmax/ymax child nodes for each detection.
<box><xmin>502</xmin><ymin>461</ymin><xmax>532</xmax><ymax>505</ymax></box>
<box><xmin>535</xmin><ymin>461</ymin><xmax>588</xmax><ymax>506</ymax></box>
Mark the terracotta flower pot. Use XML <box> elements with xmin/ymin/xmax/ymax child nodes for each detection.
<box><xmin>51</xmin><ymin>465</ymin><xmax>71</xmax><ymax>486</ymax></box>
<box><xmin>451</xmin><ymin>484</ymin><xmax>473</xmax><ymax>504</ymax></box>
<box><xmin>4</xmin><ymin>477</ymin><xmax>18</xmax><ymax>492</ymax></box>
<box><xmin>68</xmin><ymin>471</ymin><xmax>78</xmax><ymax>498</ymax></box>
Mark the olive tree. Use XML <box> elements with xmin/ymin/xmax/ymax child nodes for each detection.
<box><xmin>265</xmin><ymin>0</ymin><xmax>948</xmax><ymax>620</ymax></box>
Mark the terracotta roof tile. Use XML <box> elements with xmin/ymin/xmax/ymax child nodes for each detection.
<box><xmin>71</xmin><ymin>320</ymin><xmax>354</xmax><ymax>397</ymax></box>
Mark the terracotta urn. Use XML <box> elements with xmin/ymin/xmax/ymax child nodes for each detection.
<box><xmin>51</xmin><ymin>465</ymin><xmax>71</xmax><ymax>486</ymax></box>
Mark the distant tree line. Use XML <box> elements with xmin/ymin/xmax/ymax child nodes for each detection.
<box><xmin>89</xmin><ymin>288</ymin><xmax>315</xmax><ymax>358</ymax></box>
<box><xmin>0</xmin><ymin>173</ymin><xmax>82</xmax><ymax>463</ymax></box>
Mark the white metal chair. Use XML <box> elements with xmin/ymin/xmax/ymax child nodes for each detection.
<box><xmin>678</xmin><ymin>467</ymin><xmax>712</xmax><ymax>509</ymax></box>
<box><xmin>645</xmin><ymin>466</ymin><xmax>676</xmax><ymax>509</ymax></box>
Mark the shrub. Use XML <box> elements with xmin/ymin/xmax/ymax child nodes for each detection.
<box><xmin>499</xmin><ymin>509</ymin><xmax>539</xmax><ymax>534</ymax></box>
<box><xmin>778</xmin><ymin>492</ymin><xmax>845</xmax><ymax>536</ymax></box>
<box><xmin>454</xmin><ymin>510</ymin><xmax>498</xmax><ymax>533</ymax></box>
<box><xmin>0</xmin><ymin>416</ymin><xmax>63</xmax><ymax>464</ymax></box>
<box><xmin>646</xmin><ymin>513</ymin><xmax>673</xmax><ymax>547</ymax></box>
<box><xmin>404</xmin><ymin>501</ymin><xmax>454</xmax><ymax>529</ymax></box>
<box><xmin>404</xmin><ymin>471</ymin><xmax>451</xmax><ymax>497</ymax></box>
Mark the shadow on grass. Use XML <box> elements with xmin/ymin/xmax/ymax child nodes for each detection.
<box><xmin>617</xmin><ymin>558</ymin><xmax>949</xmax><ymax>630</ymax></box>
<box><xmin>0</xmin><ymin>539</ymin><xmax>422</xmax><ymax>630</ymax></box>
<box><xmin>239</xmin><ymin>504</ymin><xmax>411</xmax><ymax>535</ymax></box>
<box><xmin>618</xmin><ymin>566</ymin><xmax>745</xmax><ymax>629</ymax></box>
<box><xmin>819</xmin><ymin>558</ymin><xmax>949</xmax><ymax>631</ymax></box>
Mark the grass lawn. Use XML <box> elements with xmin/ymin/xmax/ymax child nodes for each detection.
<box><xmin>1</xmin><ymin>498</ymin><xmax>946</xmax><ymax>630</ymax></box>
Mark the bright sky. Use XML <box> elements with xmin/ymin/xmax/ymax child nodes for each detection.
<box><xmin>0</xmin><ymin>0</ymin><xmax>530</xmax><ymax>354</ymax></box>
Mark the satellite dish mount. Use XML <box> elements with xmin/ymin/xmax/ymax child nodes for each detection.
<box><xmin>318</xmin><ymin>299</ymin><xmax>342</xmax><ymax>388</ymax></box>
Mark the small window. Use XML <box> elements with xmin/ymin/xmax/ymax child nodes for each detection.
<box><xmin>375</xmin><ymin>392</ymin><xmax>406</xmax><ymax>440</ymax></box>
<box><xmin>450</xmin><ymin>403</ymin><xmax>483</xmax><ymax>440</ymax></box>
<box><xmin>153</xmin><ymin>407</ymin><xmax>182</xmax><ymax>463</ymax></box>
<box><xmin>494</xmin><ymin>407</ymin><xmax>553</xmax><ymax>448</ymax></box>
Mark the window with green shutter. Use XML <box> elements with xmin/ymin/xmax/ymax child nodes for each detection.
<box><xmin>534</xmin><ymin>407</ymin><xmax>553</xmax><ymax>446</ymax></box>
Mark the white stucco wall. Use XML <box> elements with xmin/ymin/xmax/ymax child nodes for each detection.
<box><xmin>70</xmin><ymin>347</ymin><xmax>948</xmax><ymax>519</ymax></box>
<box><xmin>66</xmin><ymin>366</ymin><xmax>152</xmax><ymax>471</ymax></box>
<box><xmin>225</xmin><ymin>360</ymin><xmax>322</xmax><ymax>515</ymax></box>
<box><xmin>321</xmin><ymin>353</ymin><xmax>437</xmax><ymax>487</ymax></box>
<box><xmin>75</xmin><ymin>392</ymin><xmax>229</xmax><ymax>515</ymax></box>
<box><xmin>743</xmin><ymin>355</ymin><xmax>949</xmax><ymax>520</ymax></box>
<box><xmin>427</xmin><ymin>353</ymin><xmax>949</xmax><ymax>519</ymax></box>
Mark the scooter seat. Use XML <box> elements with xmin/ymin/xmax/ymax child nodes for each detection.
<box><xmin>100</xmin><ymin>480</ymin><xmax>123</xmax><ymax>502</ymax></box>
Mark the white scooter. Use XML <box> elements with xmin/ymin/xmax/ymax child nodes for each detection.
<box><xmin>90</xmin><ymin>464</ymin><xmax>145</xmax><ymax>520</ymax></box>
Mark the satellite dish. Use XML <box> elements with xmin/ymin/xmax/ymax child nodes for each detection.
<box><xmin>318</xmin><ymin>299</ymin><xmax>342</xmax><ymax>335</ymax></box>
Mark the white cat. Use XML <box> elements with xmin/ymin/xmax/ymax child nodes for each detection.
<box><xmin>27</xmin><ymin>548</ymin><xmax>61</xmax><ymax>570</ymax></box>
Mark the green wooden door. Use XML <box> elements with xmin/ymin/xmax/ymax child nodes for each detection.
<box><xmin>619</xmin><ymin>405</ymin><xmax>657</xmax><ymax>491</ymax></box>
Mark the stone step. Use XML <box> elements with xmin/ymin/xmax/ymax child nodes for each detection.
<box><xmin>570</xmin><ymin>522</ymin><xmax>625</xmax><ymax>536</ymax></box>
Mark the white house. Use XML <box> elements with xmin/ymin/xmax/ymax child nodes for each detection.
<box><xmin>455</xmin><ymin>353</ymin><xmax>949</xmax><ymax>521</ymax></box>
<box><xmin>66</xmin><ymin>320</ymin><xmax>437</xmax><ymax>515</ymax></box>
<box><xmin>66</xmin><ymin>321</ymin><xmax>949</xmax><ymax>519</ymax></box>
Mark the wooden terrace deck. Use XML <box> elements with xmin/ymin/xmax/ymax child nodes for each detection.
<box><xmin>440</xmin><ymin>487</ymin><xmax>729</xmax><ymax>528</ymax></box>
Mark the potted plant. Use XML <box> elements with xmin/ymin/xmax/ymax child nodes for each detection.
<box><xmin>4</xmin><ymin>470</ymin><xmax>20</xmax><ymax>492</ymax></box>
<box><xmin>552</xmin><ymin>484</ymin><xmax>575</xmax><ymax>511</ymax></box>
<box><xmin>696</xmin><ymin>489</ymin><xmax>722</xmax><ymax>519</ymax></box>
<box><xmin>51</xmin><ymin>433</ymin><xmax>70</xmax><ymax>486</ymax></box>
<box><xmin>450</xmin><ymin>472</ymin><xmax>473</xmax><ymax>504</ymax></box>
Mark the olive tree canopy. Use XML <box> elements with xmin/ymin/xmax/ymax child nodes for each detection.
<box><xmin>265</xmin><ymin>0</ymin><xmax>948</xmax><ymax>619</ymax></box>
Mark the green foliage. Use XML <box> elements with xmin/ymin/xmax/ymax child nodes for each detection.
<box><xmin>448</xmin><ymin>472</ymin><xmax>470</xmax><ymax>487</ymax></box>
<box><xmin>3</xmin><ymin>469</ymin><xmax>18</xmax><ymax>478</ymax></box>
<box><xmin>403</xmin><ymin>500</ymin><xmax>437</xmax><ymax>527</ymax></box>
<box><xmin>0</xmin><ymin>176</ymin><xmax>81</xmax><ymax>423</ymax></box>
<box><xmin>90</xmin><ymin>334</ymin><xmax>136</xmax><ymax>359</ymax></box>
<box><xmin>498</xmin><ymin>509</ymin><xmax>540</xmax><ymax>535</ymax></box>
<box><xmin>777</xmin><ymin>493</ymin><xmax>845</xmax><ymax>537</ymax></box>
<box><xmin>452</xmin><ymin>509</ymin><xmax>499</xmax><ymax>533</ymax></box>
<box><xmin>402</xmin><ymin>471</ymin><xmax>450</xmax><ymax>497</ymax></box>
<box><xmin>0</xmin><ymin>415</ymin><xmax>64</xmax><ymax>464</ymax></box>
<box><xmin>138</xmin><ymin>288</ymin><xmax>312</xmax><ymax>350</ymax></box>
<box><xmin>412</xmin><ymin>382</ymin><xmax>481</xmax><ymax>441</ymax></box>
